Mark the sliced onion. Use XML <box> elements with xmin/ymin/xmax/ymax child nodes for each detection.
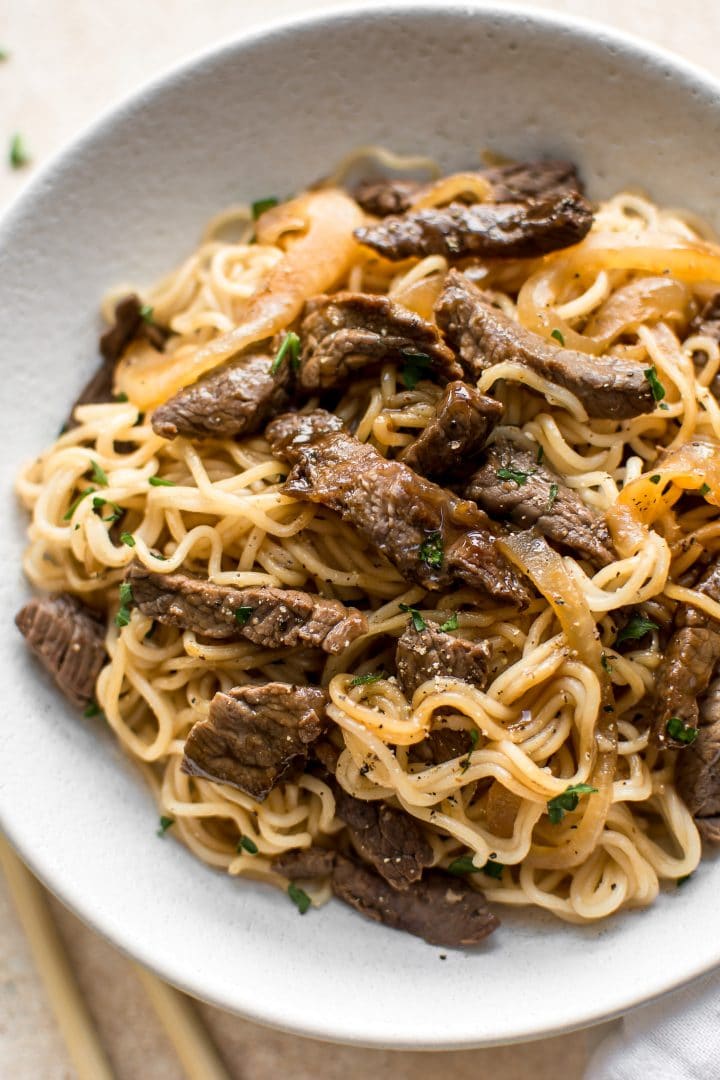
<box><xmin>583</xmin><ymin>276</ymin><xmax>691</xmax><ymax>347</ymax></box>
<box><xmin>564</xmin><ymin>230</ymin><xmax>720</xmax><ymax>283</ymax></box>
<box><xmin>612</xmin><ymin>437</ymin><xmax>720</xmax><ymax>530</ymax></box>
<box><xmin>115</xmin><ymin>189</ymin><xmax>364</xmax><ymax>407</ymax></box>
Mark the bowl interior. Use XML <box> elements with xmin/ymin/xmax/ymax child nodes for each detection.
<box><xmin>2</xmin><ymin>2</ymin><xmax>720</xmax><ymax>1048</ymax></box>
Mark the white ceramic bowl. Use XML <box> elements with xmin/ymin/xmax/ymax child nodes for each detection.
<box><xmin>2</xmin><ymin>1</ymin><xmax>720</xmax><ymax>1049</ymax></box>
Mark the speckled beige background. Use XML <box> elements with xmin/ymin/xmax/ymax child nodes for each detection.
<box><xmin>2</xmin><ymin>2</ymin><xmax>719</xmax><ymax>1076</ymax></box>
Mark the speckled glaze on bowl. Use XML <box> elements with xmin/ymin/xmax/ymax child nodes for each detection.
<box><xmin>2</xmin><ymin>1</ymin><xmax>720</xmax><ymax>1049</ymax></box>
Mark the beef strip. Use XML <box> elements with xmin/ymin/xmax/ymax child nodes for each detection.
<box><xmin>332</xmin><ymin>860</ymin><xmax>499</xmax><ymax>947</ymax></box>
<box><xmin>688</xmin><ymin>293</ymin><xmax>720</xmax><ymax>398</ymax></box>
<box><xmin>277</xmin><ymin>412</ymin><xmax>532</xmax><ymax>606</ymax></box>
<box><xmin>354</xmin><ymin>160</ymin><xmax>583</xmax><ymax>217</ymax></box>
<box><xmin>396</xmin><ymin>624</ymin><xmax>491</xmax><ymax>697</ymax></box>
<box><xmin>676</xmin><ymin>676</ymin><xmax>720</xmax><ymax>842</ymax></box>
<box><xmin>463</xmin><ymin>438</ymin><xmax>615</xmax><ymax>568</ymax></box>
<box><xmin>266</xmin><ymin>409</ymin><xmax>346</xmax><ymax>461</ymax></box>
<box><xmin>653</xmin><ymin>556</ymin><xmax>720</xmax><ymax>748</ymax></box>
<box><xmin>354</xmin><ymin>191</ymin><xmax>593</xmax><ymax>262</ymax></box>
<box><xmin>15</xmin><ymin>593</ymin><xmax>106</xmax><ymax>708</ymax></box>
<box><xmin>126</xmin><ymin>564</ymin><xmax>367</xmax><ymax>653</ymax></box>
<box><xmin>272</xmin><ymin>846</ymin><xmax>338</xmax><ymax>878</ymax></box>
<box><xmin>152</xmin><ymin>350</ymin><xmax>290</xmax><ymax>441</ymax></box>
<box><xmin>299</xmin><ymin>292</ymin><xmax>460</xmax><ymax>391</ymax></box>
<box><xmin>69</xmin><ymin>294</ymin><xmax>167</xmax><ymax>425</ymax></box>
<box><xmin>400</xmin><ymin>382</ymin><xmax>504</xmax><ymax>480</ymax></box>
<box><xmin>333</xmin><ymin>788</ymin><xmax>433</xmax><ymax>890</ymax></box>
<box><xmin>435</xmin><ymin>270</ymin><xmax>655</xmax><ymax>420</ymax></box>
<box><xmin>182</xmin><ymin>682</ymin><xmax>328</xmax><ymax>801</ymax></box>
<box><xmin>410</xmin><ymin>728</ymin><xmax>474</xmax><ymax>765</ymax></box>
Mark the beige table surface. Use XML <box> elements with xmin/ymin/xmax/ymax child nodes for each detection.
<box><xmin>2</xmin><ymin>1</ymin><xmax>718</xmax><ymax>1076</ymax></box>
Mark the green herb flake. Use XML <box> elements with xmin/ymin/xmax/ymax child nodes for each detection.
<box><xmin>92</xmin><ymin>496</ymin><xmax>123</xmax><ymax>523</ymax></box>
<box><xmin>0</xmin><ymin>49</ymin><xmax>10</xmax><ymax>62</ymax></box>
<box><xmin>699</xmin><ymin>483</ymin><xmax>711</xmax><ymax>497</ymax></box>
<box><xmin>400</xmin><ymin>351</ymin><xmax>433</xmax><ymax>390</ymax></box>
<box><xmin>149</xmin><ymin>476</ymin><xmax>176</xmax><ymax>487</ymax></box>
<box><xmin>89</xmin><ymin>461</ymin><xmax>108</xmax><ymax>486</ymax></box>
<box><xmin>482</xmin><ymin>859</ymin><xmax>505</xmax><ymax>880</ymax></box>
<box><xmin>601</xmin><ymin>652</ymin><xmax>613</xmax><ymax>674</ymax></box>
<box><xmin>550</xmin><ymin>328</ymin><xmax>565</xmax><ymax>346</ymax></box>
<box><xmin>469</xmin><ymin>729</ymin><xmax>479</xmax><ymax>749</ymax></box>
<box><xmin>83</xmin><ymin>700</ymin><xmax>102</xmax><ymax>718</ymax></box>
<box><xmin>547</xmin><ymin>783</ymin><xmax>598</xmax><ymax>825</ymax></box>
<box><xmin>547</xmin><ymin>482</ymin><xmax>559</xmax><ymax>510</ymax></box>
<box><xmin>288</xmin><ymin>883</ymin><xmax>311</xmax><ymax>914</ymax></box>
<box><xmin>157</xmin><ymin>815</ymin><xmax>175</xmax><ymax>837</ymax></box>
<box><xmin>237</xmin><ymin>835</ymin><xmax>259</xmax><ymax>855</ymax></box>
<box><xmin>438</xmin><ymin>612</ymin><xmax>459</xmax><ymax>633</ymax></box>
<box><xmin>115</xmin><ymin>582</ymin><xmax>134</xmax><ymax>628</ymax></box>
<box><xmin>666</xmin><ymin>716</ymin><xmax>699</xmax><ymax>745</ymax></box>
<box><xmin>120</xmin><ymin>532</ymin><xmax>136</xmax><ymax>548</ymax></box>
<box><xmin>399</xmin><ymin>603</ymin><xmax>426</xmax><ymax>632</ymax></box>
<box><xmin>676</xmin><ymin>873</ymin><xmax>693</xmax><ymax>887</ymax></box>
<box><xmin>252</xmin><ymin>196</ymin><xmax>279</xmax><ymax>220</ymax></box>
<box><xmin>419</xmin><ymin>531</ymin><xmax>444</xmax><ymax>569</ymax></box>
<box><xmin>644</xmin><ymin>365</ymin><xmax>666</xmax><ymax>403</ymax></box>
<box><xmin>9</xmin><ymin>133</ymin><xmax>30</xmax><ymax>169</ymax></box>
<box><xmin>350</xmin><ymin>672</ymin><xmax>384</xmax><ymax>688</ymax></box>
<box><xmin>63</xmin><ymin>486</ymin><xmax>95</xmax><ymax>521</ymax></box>
<box><xmin>649</xmin><ymin>474</ymin><xmax>662</xmax><ymax>485</ymax></box>
<box><xmin>447</xmin><ymin>856</ymin><xmax>480</xmax><ymax>876</ymax></box>
<box><xmin>659</xmin><ymin>402</ymin><xmax>670</xmax><ymax>411</ymax></box>
<box><xmin>536</xmin><ymin>444</ymin><xmax>544</xmax><ymax>465</ymax></box>
<box><xmin>114</xmin><ymin>391</ymin><xmax>129</xmax><ymax>402</ymax></box>
<box><xmin>270</xmin><ymin>331</ymin><xmax>301</xmax><ymax>375</ymax></box>
<box><xmin>234</xmin><ymin>606</ymin><xmax>253</xmax><ymax>627</ymax></box>
<box><xmin>497</xmin><ymin>466</ymin><xmax>529</xmax><ymax>486</ymax></box>
<box><xmin>615</xmin><ymin>614</ymin><xmax>659</xmax><ymax>645</ymax></box>
<box><xmin>139</xmin><ymin>304</ymin><xmax>154</xmax><ymax>323</ymax></box>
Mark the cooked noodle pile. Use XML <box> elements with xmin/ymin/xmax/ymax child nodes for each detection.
<box><xmin>17</xmin><ymin>148</ymin><xmax>720</xmax><ymax>926</ymax></box>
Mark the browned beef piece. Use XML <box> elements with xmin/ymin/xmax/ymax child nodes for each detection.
<box><xmin>653</xmin><ymin>556</ymin><xmax>720</xmax><ymax>749</ymax></box>
<box><xmin>332</xmin><ymin>859</ymin><xmax>499</xmax><ymax>946</ymax></box>
<box><xmin>182</xmin><ymin>683</ymin><xmax>327</xmax><ymax>800</ymax></box>
<box><xmin>299</xmin><ymin>292</ymin><xmax>460</xmax><ymax>391</ymax></box>
<box><xmin>401</xmin><ymin>382</ymin><xmax>503</xmax><ymax>480</ymax></box>
<box><xmin>152</xmin><ymin>350</ymin><xmax>290</xmax><ymax>441</ymax></box>
<box><xmin>410</xmin><ymin>728</ymin><xmax>474</xmax><ymax>765</ymax></box>
<box><xmin>676</xmin><ymin>677</ymin><xmax>720</xmax><ymax>842</ymax></box>
<box><xmin>355</xmin><ymin>192</ymin><xmax>593</xmax><ymax>262</ymax></box>
<box><xmin>126</xmin><ymin>564</ymin><xmax>367</xmax><ymax>653</ymax></box>
<box><xmin>272</xmin><ymin>846</ymin><xmax>337</xmax><ymax>878</ymax></box>
<box><xmin>333</xmin><ymin>788</ymin><xmax>433</xmax><ymax>890</ymax></box>
<box><xmin>354</xmin><ymin>160</ymin><xmax>583</xmax><ymax>217</ymax></box>
<box><xmin>463</xmin><ymin>438</ymin><xmax>614</xmax><ymax>568</ymax></box>
<box><xmin>688</xmin><ymin>293</ymin><xmax>720</xmax><ymax>398</ymax></box>
<box><xmin>435</xmin><ymin>271</ymin><xmax>655</xmax><ymax>420</ymax></box>
<box><xmin>15</xmin><ymin>593</ymin><xmax>106</xmax><ymax>708</ymax></box>
<box><xmin>266</xmin><ymin>409</ymin><xmax>346</xmax><ymax>461</ymax></box>
<box><xmin>279</xmin><ymin>413</ymin><xmax>532</xmax><ymax>606</ymax></box>
<box><xmin>396</xmin><ymin>624</ymin><xmax>491</xmax><ymax>698</ymax></box>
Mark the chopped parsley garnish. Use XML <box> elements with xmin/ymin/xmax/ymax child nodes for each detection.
<box><xmin>399</xmin><ymin>603</ymin><xmax>426</xmax><ymax>631</ymax></box>
<box><xmin>139</xmin><ymin>304</ymin><xmax>154</xmax><ymax>323</ymax></box>
<box><xmin>350</xmin><ymin>672</ymin><xmax>384</xmax><ymax>687</ymax></box>
<box><xmin>237</xmin><ymin>835</ymin><xmax>259</xmax><ymax>855</ymax></box>
<box><xmin>649</xmin><ymin>474</ymin><xmax>662</xmax><ymax>485</ymax></box>
<box><xmin>550</xmin><ymin>328</ymin><xmax>565</xmax><ymax>346</ymax></box>
<box><xmin>469</xmin><ymin>729</ymin><xmax>479</xmax><ymax>749</ymax></box>
<box><xmin>547</xmin><ymin>783</ymin><xmax>598</xmax><ymax>824</ymax></box>
<box><xmin>287</xmin><ymin>883</ymin><xmax>311</xmax><ymax>914</ymax></box>
<box><xmin>120</xmin><ymin>532</ymin><xmax>135</xmax><ymax>547</ymax></box>
<box><xmin>536</xmin><ymin>444</ymin><xmax>544</xmax><ymax>465</ymax></box>
<box><xmin>459</xmin><ymin>730</ymin><xmax>479</xmax><ymax>773</ymax></box>
<box><xmin>63</xmin><ymin>487</ymin><xmax>95</xmax><ymax>520</ymax></box>
<box><xmin>89</xmin><ymin>460</ymin><xmax>108</xmax><ymax>486</ymax></box>
<box><xmin>601</xmin><ymin>652</ymin><xmax>613</xmax><ymax>674</ymax></box>
<box><xmin>252</xmin><ymin>196</ymin><xmax>279</xmax><ymax>220</ymax></box>
<box><xmin>659</xmin><ymin>402</ymin><xmax>670</xmax><ymax>411</ymax></box>
<box><xmin>83</xmin><ymin>701</ymin><xmax>102</xmax><ymax>718</ymax></box>
<box><xmin>699</xmin><ymin>483</ymin><xmax>711</xmax><ymax>497</ymax></box>
<box><xmin>0</xmin><ymin>48</ymin><xmax>9</xmax><ymax>62</ymax></box>
<box><xmin>157</xmin><ymin>815</ymin><xmax>175</xmax><ymax>837</ymax></box>
<box><xmin>92</xmin><ymin>496</ymin><xmax>123</xmax><ymax>523</ymax></box>
<box><xmin>644</xmin><ymin>365</ymin><xmax>666</xmax><ymax>403</ymax></box>
<box><xmin>114</xmin><ymin>392</ymin><xmax>129</xmax><ymax>402</ymax></box>
<box><xmin>615</xmin><ymin>614</ymin><xmax>659</xmax><ymax>645</ymax></box>
<box><xmin>419</xmin><ymin>531</ymin><xmax>444</xmax><ymax>569</ymax></box>
<box><xmin>438</xmin><ymin>612</ymin><xmax>459</xmax><ymax>633</ymax></box>
<box><xmin>234</xmin><ymin>606</ymin><xmax>253</xmax><ymax>627</ymax></box>
<box><xmin>447</xmin><ymin>856</ymin><xmax>480</xmax><ymax>875</ymax></box>
<box><xmin>400</xmin><ymin>351</ymin><xmax>433</xmax><ymax>390</ymax></box>
<box><xmin>9</xmin><ymin>133</ymin><xmax>29</xmax><ymax>169</ymax></box>
<box><xmin>115</xmin><ymin>582</ymin><xmax>133</xmax><ymax>628</ymax></box>
<box><xmin>497</xmin><ymin>466</ymin><xmax>529</xmax><ymax>486</ymax></box>
<box><xmin>482</xmin><ymin>859</ymin><xmax>504</xmax><ymax>880</ymax></box>
<box><xmin>270</xmin><ymin>331</ymin><xmax>301</xmax><ymax>375</ymax></box>
<box><xmin>148</xmin><ymin>476</ymin><xmax>176</xmax><ymax>487</ymax></box>
<box><xmin>547</xmin><ymin>482</ymin><xmax>559</xmax><ymax>510</ymax></box>
<box><xmin>666</xmin><ymin>716</ymin><xmax>698</xmax><ymax>745</ymax></box>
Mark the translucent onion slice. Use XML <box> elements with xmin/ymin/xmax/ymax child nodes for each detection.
<box><xmin>611</xmin><ymin>436</ymin><xmax>720</xmax><ymax>532</ymax></box>
<box><xmin>583</xmin><ymin>276</ymin><xmax>691</xmax><ymax>347</ymax></box>
<box><xmin>115</xmin><ymin>189</ymin><xmax>364</xmax><ymax>408</ymax></box>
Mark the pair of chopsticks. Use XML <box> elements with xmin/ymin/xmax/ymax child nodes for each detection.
<box><xmin>0</xmin><ymin>834</ymin><xmax>232</xmax><ymax>1080</ymax></box>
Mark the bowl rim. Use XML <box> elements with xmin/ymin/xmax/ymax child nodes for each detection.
<box><xmin>3</xmin><ymin>0</ymin><xmax>720</xmax><ymax>1049</ymax></box>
